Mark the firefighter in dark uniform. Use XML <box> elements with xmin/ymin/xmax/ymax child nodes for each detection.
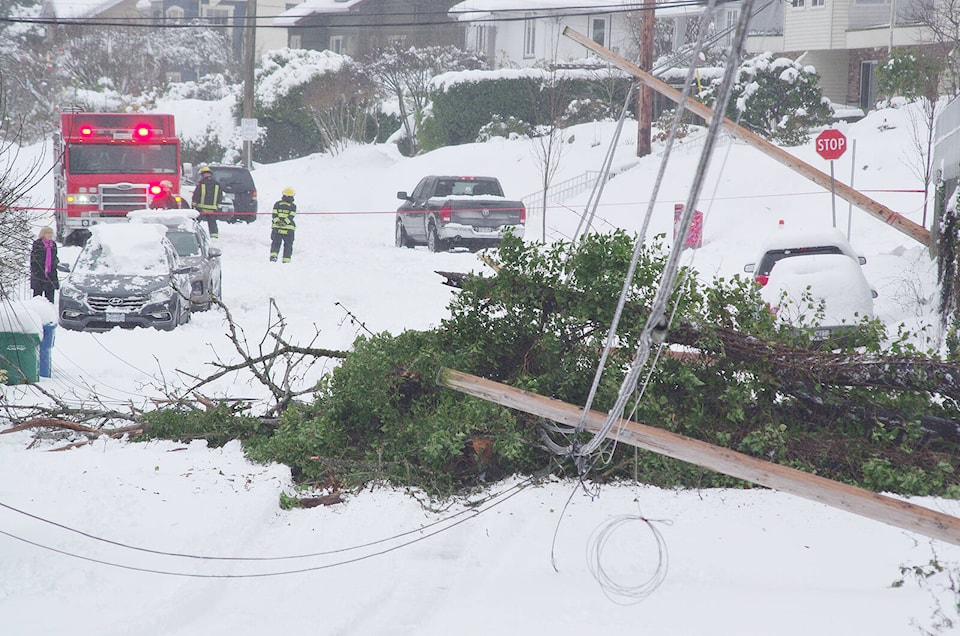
<box><xmin>150</xmin><ymin>180</ymin><xmax>183</xmax><ymax>209</ymax></box>
<box><xmin>191</xmin><ymin>165</ymin><xmax>223</xmax><ymax>237</ymax></box>
<box><xmin>270</xmin><ymin>187</ymin><xmax>297</xmax><ymax>262</ymax></box>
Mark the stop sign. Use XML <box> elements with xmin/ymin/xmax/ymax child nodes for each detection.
<box><xmin>815</xmin><ymin>128</ymin><xmax>847</xmax><ymax>161</ymax></box>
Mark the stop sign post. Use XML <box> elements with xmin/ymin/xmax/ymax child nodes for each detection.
<box><xmin>816</xmin><ymin>128</ymin><xmax>848</xmax><ymax>228</ymax></box>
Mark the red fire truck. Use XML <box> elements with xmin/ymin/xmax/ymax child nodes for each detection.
<box><xmin>53</xmin><ymin>112</ymin><xmax>182</xmax><ymax>244</ymax></box>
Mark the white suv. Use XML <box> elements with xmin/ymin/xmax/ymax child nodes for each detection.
<box><xmin>744</xmin><ymin>227</ymin><xmax>866</xmax><ymax>287</ymax></box>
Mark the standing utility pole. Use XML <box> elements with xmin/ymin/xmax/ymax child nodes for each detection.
<box><xmin>636</xmin><ymin>0</ymin><xmax>655</xmax><ymax>157</ymax></box>
<box><xmin>242</xmin><ymin>0</ymin><xmax>258</xmax><ymax>169</ymax></box>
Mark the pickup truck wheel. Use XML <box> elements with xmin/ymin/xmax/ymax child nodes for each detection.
<box><xmin>395</xmin><ymin>219</ymin><xmax>413</xmax><ymax>248</ymax></box>
<box><xmin>427</xmin><ymin>224</ymin><xmax>445</xmax><ymax>253</ymax></box>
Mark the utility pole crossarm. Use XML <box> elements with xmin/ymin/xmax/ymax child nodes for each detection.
<box><xmin>439</xmin><ymin>367</ymin><xmax>960</xmax><ymax>547</ymax></box>
<box><xmin>561</xmin><ymin>27</ymin><xmax>931</xmax><ymax>247</ymax></box>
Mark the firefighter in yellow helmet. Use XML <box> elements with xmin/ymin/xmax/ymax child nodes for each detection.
<box><xmin>192</xmin><ymin>165</ymin><xmax>223</xmax><ymax>237</ymax></box>
<box><xmin>270</xmin><ymin>187</ymin><xmax>297</xmax><ymax>262</ymax></box>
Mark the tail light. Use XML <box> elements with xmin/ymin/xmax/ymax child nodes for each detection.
<box><xmin>519</xmin><ymin>205</ymin><xmax>526</xmax><ymax>224</ymax></box>
<box><xmin>252</xmin><ymin>189</ymin><xmax>257</xmax><ymax>199</ymax></box>
<box><xmin>440</xmin><ymin>204</ymin><xmax>451</xmax><ymax>224</ymax></box>
<box><xmin>755</xmin><ymin>275</ymin><xmax>769</xmax><ymax>287</ymax></box>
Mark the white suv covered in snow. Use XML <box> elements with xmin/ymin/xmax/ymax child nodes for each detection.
<box><xmin>746</xmin><ymin>227</ymin><xmax>876</xmax><ymax>345</ymax></box>
<box><xmin>743</xmin><ymin>226</ymin><xmax>866</xmax><ymax>287</ymax></box>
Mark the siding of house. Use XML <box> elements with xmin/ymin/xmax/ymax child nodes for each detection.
<box><xmin>784</xmin><ymin>1</ymin><xmax>846</xmax><ymax>51</ymax></box>
<box><xmin>798</xmin><ymin>49</ymin><xmax>849</xmax><ymax>104</ymax></box>
<box><xmin>470</xmin><ymin>12</ymin><xmax>636</xmax><ymax>69</ymax></box>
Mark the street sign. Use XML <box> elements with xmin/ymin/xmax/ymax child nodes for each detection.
<box><xmin>815</xmin><ymin>128</ymin><xmax>847</xmax><ymax>161</ymax></box>
<box><xmin>240</xmin><ymin>118</ymin><xmax>258</xmax><ymax>142</ymax></box>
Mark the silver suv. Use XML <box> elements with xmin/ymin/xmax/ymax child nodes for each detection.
<box><xmin>128</xmin><ymin>209</ymin><xmax>223</xmax><ymax>311</ymax></box>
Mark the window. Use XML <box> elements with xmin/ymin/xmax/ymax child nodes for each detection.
<box><xmin>790</xmin><ymin>0</ymin><xmax>804</xmax><ymax>7</ymax></box>
<box><xmin>289</xmin><ymin>34</ymin><xmax>301</xmax><ymax>49</ymax></box>
<box><xmin>204</xmin><ymin>7</ymin><xmax>229</xmax><ymax>26</ymax></box>
<box><xmin>165</xmin><ymin>5</ymin><xmax>184</xmax><ymax>21</ymax></box>
<box><xmin>723</xmin><ymin>9</ymin><xmax>738</xmax><ymax>46</ymax></box>
<box><xmin>523</xmin><ymin>16</ymin><xmax>536</xmax><ymax>58</ymax></box>
<box><xmin>591</xmin><ymin>17</ymin><xmax>607</xmax><ymax>47</ymax></box>
<box><xmin>811</xmin><ymin>0</ymin><xmax>824</xmax><ymax>6</ymax></box>
<box><xmin>472</xmin><ymin>24</ymin><xmax>487</xmax><ymax>55</ymax></box>
<box><xmin>329</xmin><ymin>35</ymin><xmax>344</xmax><ymax>54</ymax></box>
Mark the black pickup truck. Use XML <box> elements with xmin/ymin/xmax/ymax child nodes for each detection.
<box><xmin>395</xmin><ymin>175</ymin><xmax>526</xmax><ymax>252</ymax></box>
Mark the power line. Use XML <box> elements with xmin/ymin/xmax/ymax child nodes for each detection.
<box><xmin>0</xmin><ymin>476</ymin><xmax>536</xmax><ymax>578</ymax></box>
<box><xmin>0</xmin><ymin>1</ymin><xmax>711</xmax><ymax>30</ymax></box>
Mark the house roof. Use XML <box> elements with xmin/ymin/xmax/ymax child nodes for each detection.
<box><xmin>42</xmin><ymin>0</ymin><xmax>132</xmax><ymax>19</ymax></box>
<box><xmin>448</xmin><ymin>0</ymin><xmax>649</xmax><ymax>21</ymax></box>
<box><xmin>274</xmin><ymin>0</ymin><xmax>368</xmax><ymax>27</ymax></box>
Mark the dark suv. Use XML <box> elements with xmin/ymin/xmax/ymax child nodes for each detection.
<box><xmin>187</xmin><ymin>164</ymin><xmax>258</xmax><ymax>223</ymax></box>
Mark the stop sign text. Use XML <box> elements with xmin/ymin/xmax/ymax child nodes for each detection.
<box><xmin>815</xmin><ymin>129</ymin><xmax>847</xmax><ymax>161</ymax></box>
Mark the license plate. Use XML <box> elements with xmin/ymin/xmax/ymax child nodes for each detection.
<box><xmin>475</xmin><ymin>226</ymin><xmax>493</xmax><ymax>233</ymax></box>
<box><xmin>106</xmin><ymin>312</ymin><xmax>125</xmax><ymax>323</ymax></box>
<box><xmin>813</xmin><ymin>328</ymin><xmax>830</xmax><ymax>340</ymax></box>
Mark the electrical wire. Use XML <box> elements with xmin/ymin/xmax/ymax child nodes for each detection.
<box><xmin>576</xmin><ymin>0</ymin><xmax>757</xmax><ymax>464</ymax></box>
<box><xmin>586</xmin><ymin>508</ymin><xmax>671</xmax><ymax>604</ymax></box>
<box><xmin>0</xmin><ymin>1</ymin><xmax>714</xmax><ymax>30</ymax></box>
<box><xmin>0</xmin><ymin>476</ymin><xmax>538</xmax><ymax>578</ymax></box>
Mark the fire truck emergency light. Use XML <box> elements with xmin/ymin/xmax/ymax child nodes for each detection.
<box><xmin>79</xmin><ymin>126</ymin><xmax>93</xmax><ymax>136</ymax></box>
<box><xmin>149</xmin><ymin>184</ymin><xmax>162</xmax><ymax>195</ymax></box>
<box><xmin>135</xmin><ymin>125</ymin><xmax>151</xmax><ymax>139</ymax></box>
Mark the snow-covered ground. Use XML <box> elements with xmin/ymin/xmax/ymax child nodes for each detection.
<box><xmin>2</xmin><ymin>101</ymin><xmax>958</xmax><ymax>635</ymax></box>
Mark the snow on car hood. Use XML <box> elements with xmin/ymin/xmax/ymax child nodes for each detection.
<box><xmin>760</xmin><ymin>254</ymin><xmax>875</xmax><ymax>326</ymax></box>
<box><xmin>65</xmin><ymin>272</ymin><xmax>174</xmax><ymax>295</ymax></box>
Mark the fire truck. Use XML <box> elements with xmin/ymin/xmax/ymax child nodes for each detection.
<box><xmin>53</xmin><ymin>112</ymin><xmax>182</xmax><ymax>245</ymax></box>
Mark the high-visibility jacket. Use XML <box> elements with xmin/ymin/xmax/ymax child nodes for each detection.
<box><xmin>192</xmin><ymin>177</ymin><xmax>222</xmax><ymax>213</ymax></box>
<box><xmin>271</xmin><ymin>198</ymin><xmax>296</xmax><ymax>233</ymax></box>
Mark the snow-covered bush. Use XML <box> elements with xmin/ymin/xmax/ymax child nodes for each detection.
<box><xmin>702</xmin><ymin>52</ymin><xmax>833</xmax><ymax>146</ymax></box>
<box><xmin>253</xmin><ymin>48</ymin><xmax>348</xmax><ymax>161</ymax></box>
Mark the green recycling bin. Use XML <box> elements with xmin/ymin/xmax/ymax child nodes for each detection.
<box><xmin>0</xmin><ymin>331</ymin><xmax>41</xmax><ymax>385</ymax></box>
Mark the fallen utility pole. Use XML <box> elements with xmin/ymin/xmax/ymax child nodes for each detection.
<box><xmin>439</xmin><ymin>367</ymin><xmax>960</xmax><ymax>546</ymax></box>
<box><xmin>562</xmin><ymin>27</ymin><xmax>931</xmax><ymax>247</ymax></box>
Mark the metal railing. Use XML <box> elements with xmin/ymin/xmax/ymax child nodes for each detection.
<box><xmin>522</xmin><ymin>170</ymin><xmax>617</xmax><ymax>216</ymax></box>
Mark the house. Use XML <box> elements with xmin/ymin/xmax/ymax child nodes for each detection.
<box><xmin>744</xmin><ymin>0</ymin><xmax>936</xmax><ymax>110</ymax></box>
<box><xmin>448</xmin><ymin>0</ymin><xmax>643</xmax><ymax>68</ymax></box>
<box><xmin>274</xmin><ymin>0</ymin><xmax>463</xmax><ymax>57</ymax></box>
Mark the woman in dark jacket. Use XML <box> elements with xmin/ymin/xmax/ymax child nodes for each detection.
<box><xmin>30</xmin><ymin>226</ymin><xmax>59</xmax><ymax>303</ymax></box>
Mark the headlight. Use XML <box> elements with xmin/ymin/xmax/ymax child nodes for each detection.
<box><xmin>59</xmin><ymin>285</ymin><xmax>85</xmax><ymax>301</ymax></box>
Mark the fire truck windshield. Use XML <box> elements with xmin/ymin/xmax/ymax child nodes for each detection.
<box><xmin>68</xmin><ymin>144</ymin><xmax>178</xmax><ymax>175</ymax></box>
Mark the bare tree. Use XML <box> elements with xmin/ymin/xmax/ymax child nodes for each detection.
<box><xmin>877</xmin><ymin>47</ymin><xmax>948</xmax><ymax>226</ymax></box>
<box><xmin>301</xmin><ymin>62</ymin><xmax>384</xmax><ymax>156</ymax></box>
<box><xmin>910</xmin><ymin>0</ymin><xmax>960</xmax><ymax>97</ymax></box>
<box><xmin>365</xmin><ymin>45</ymin><xmax>485</xmax><ymax>155</ymax></box>
<box><xmin>0</xmin><ymin>74</ymin><xmax>46</xmax><ymax>299</ymax></box>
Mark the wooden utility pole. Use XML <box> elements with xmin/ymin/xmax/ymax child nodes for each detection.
<box><xmin>562</xmin><ymin>27</ymin><xmax>931</xmax><ymax>247</ymax></box>
<box><xmin>438</xmin><ymin>368</ymin><xmax>960</xmax><ymax>546</ymax></box>
<box><xmin>637</xmin><ymin>0</ymin><xmax>655</xmax><ymax>157</ymax></box>
<box><xmin>242</xmin><ymin>0</ymin><xmax>258</xmax><ymax>169</ymax></box>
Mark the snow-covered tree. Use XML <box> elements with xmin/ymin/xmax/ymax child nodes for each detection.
<box><xmin>703</xmin><ymin>52</ymin><xmax>833</xmax><ymax>146</ymax></box>
<box><xmin>0</xmin><ymin>4</ymin><xmax>237</xmax><ymax>142</ymax></box>
<box><xmin>365</xmin><ymin>45</ymin><xmax>486</xmax><ymax>155</ymax></box>
<box><xmin>253</xmin><ymin>48</ymin><xmax>347</xmax><ymax>161</ymax></box>
<box><xmin>0</xmin><ymin>77</ymin><xmax>42</xmax><ymax>298</ymax></box>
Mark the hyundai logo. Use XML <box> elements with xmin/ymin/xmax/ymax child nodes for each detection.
<box><xmin>481</xmin><ymin>208</ymin><xmax>490</xmax><ymax>217</ymax></box>
<box><xmin>108</xmin><ymin>298</ymin><xmax>124</xmax><ymax>306</ymax></box>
